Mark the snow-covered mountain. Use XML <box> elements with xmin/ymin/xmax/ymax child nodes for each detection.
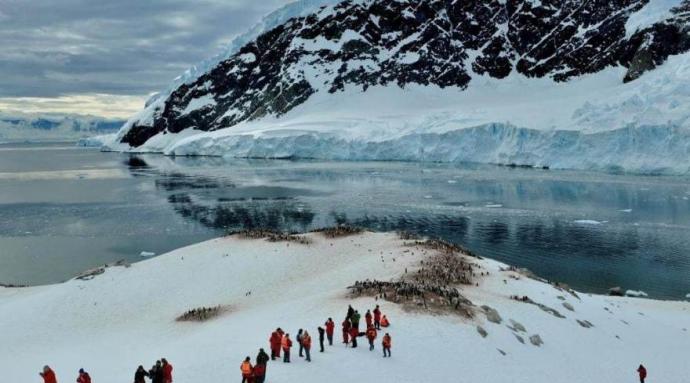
<box><xmin>111</xmin><ymin>0</ymin><xmax>690</xmax><ymax>174</ymax></box>
<box><xmin>0</xmin><ymin>112</ymin><xmax>124</xmax><ymax>143</ymax></box>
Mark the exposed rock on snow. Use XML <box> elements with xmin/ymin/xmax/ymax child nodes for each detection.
<box><xmin>529</xmin><ymin>334</ymin><xmax>544</xmax><ymax>347</ymax></box>
<box><xmin>112</xmin><ymin>0</ymin><xmax>690</xmax><ymax>174</ymax></box>
<box><xmin>482</xmin><ymin>305</ymin><xmax>503</xmax><ymax>324</ymax></box>
<box><xmin>609</xmin><ymin>286</ymin><xmax>625</xmax><ymax>296</ymax></box>
<box><xmin>1</xmin><ymin>231</ymin><xmax>689</xmax><ymax>383</ymax></box>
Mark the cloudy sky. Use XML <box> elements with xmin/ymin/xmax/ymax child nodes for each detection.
<box><xmin>0</xmin><ymin>0</ymin><xmax>293</xmax><ymax>118</ymax></box>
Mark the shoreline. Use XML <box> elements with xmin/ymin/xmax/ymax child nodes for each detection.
<box><xmin>1</xmin><ymin>230</ymin><xmax>688</xmax><ymax>383</ymax></box>
<box><xmin>3</xmin><ymin>227</ymin><xmax>690</xmax><ymax>303</ymax></box>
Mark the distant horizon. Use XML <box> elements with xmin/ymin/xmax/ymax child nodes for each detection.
<box><xmin>0</xmin><ymin>0</ymin><xmax>294</xmax><ymax>118</ymax></box>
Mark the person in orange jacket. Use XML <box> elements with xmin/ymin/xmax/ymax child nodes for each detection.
<box><xmin>76</xmin><ymin>368</ymin><xmax>91</xmax><ymax>383</ymax></box>
<box><xmin>380</xmin><ymin>315</ymin><xmax>390</xmax><ymax>327</ymax></box>
<box><xmin>365</xmin><ymin>310</ymin><xmax>373</xmax><ymax>328</ymax></box>
<box><xmin>269</xmin><ymin>329</ymin><xmax>283</xmax><ymax>360</ymax></box>
<box><xmin>382</xmin><ymin>333</ymin><xmax>392</xmax><ymax>357</ymax></box>
<box><xmin>302</xmin><ymin>331</ymin><xmax>312</xmax><ymax>362</ymax></box>
<box><xmin>325</xmin><ymin>318</ymin><xmax>335</xmax><ymax>345</ymax></box>
<box><xmin>366</xmin><ymin>326</ymin><xmax>378</xmax><ymax>351</ymax></box>
<box><xmin>240</xmin><ymin>357</ymin><xmax>253</xmax><ymax>383</ymax></box>
<box><xmin>342</xmin><ymin>319</ymin><xmax>351</xmax><ymax>344</ymax></box>
<box><xmin>161</xmin><ymin>358</ymin><xmax>173</xmax><ymax>383</ymax></box>
<box><xmin>282</xmin><ymin>333</ymin><xmax>293</xmax><ymax>363</ymax></box>
<box><xmin>40</xmin><ymin>366</ymin><xmax>58</xmax><ymax>383</ymax></box>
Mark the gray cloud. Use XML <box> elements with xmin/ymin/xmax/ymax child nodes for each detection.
<box><xmin>0</xmin><ymin>0</ymin><xmax>292</xmax><ymax>100</ymax></box>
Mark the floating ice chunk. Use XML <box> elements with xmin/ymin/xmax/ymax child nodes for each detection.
<box><xmin>447</xmin><ymin>180</ymin><xmax>457</xmax><ymax>184</ymax></box>
<box><xmin>625</xmin><ymin>290</ymin><xmax>649</xmax><ymax>298</ymax></box>
<box><xmin>619</xmin><ymin>209</ymin><xmax>633</xmax><ymax>213</ymax></box>
<box><xmin>574</xmin><ymin>220</ymin><xmax>603</xmax><ymax>225</ymax></box>
<box><xmin>140</xmin><ymin>251</ymin><xmax>156</xmax><ymax>258</ymax></box>
<box><xmin>485</xmin><ymin>204</ymin><xmax>503</xmax><ymax>208</ymax></box>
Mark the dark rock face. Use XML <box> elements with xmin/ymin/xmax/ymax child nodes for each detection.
<box><xmin>121</xmin><ymin>0</ymin><xmax>690</xmax><ymax>147</ymax></box>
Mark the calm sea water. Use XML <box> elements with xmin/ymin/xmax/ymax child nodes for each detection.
<box><xmin>0</xmin><ymin>142</ymin><xmax>689</xmax><ymax>299</ymax></box>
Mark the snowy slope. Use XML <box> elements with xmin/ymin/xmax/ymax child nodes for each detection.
<box><xmin>110</xmin><ymin>0</ymin><xmax>690</xmax><ymax>174</ymax></box>
<box><xmin>1</xmin><ymin>232</ymin><xmax>688</xmax><ymax>383</ymax></box>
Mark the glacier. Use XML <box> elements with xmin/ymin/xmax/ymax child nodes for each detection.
<box><xmin>107</xmin><ymin>51</ymin><xmax>690</xmax><ymax>175</ymax></box>
<box><xmin>107</xmin><ymin>0</ymin><xmax>690</xmax><ymax>175</ymax></box>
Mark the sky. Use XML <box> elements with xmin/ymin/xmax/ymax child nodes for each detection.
<box><xmin>0</xmin><ymin>0</ymin><xmax>293</xmax><ymax>119</ymax></box>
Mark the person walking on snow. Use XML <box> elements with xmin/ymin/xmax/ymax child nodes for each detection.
<box><xmin>240</xmin><ymin>357</ymin><xmax>253</xmax><ymax>383</ymax></box>
<box><xmin>252</xmin><ymin>362</ymin><xmax>266</xmax><ymax>383</ymax></box>
<box><xmin>373</xmin><ymin>305</ymin><xmax>382</xmax><ymax>330</ymax></box>
<box><xmin>161</xmin><ymin>358</ymin><xmax>173</xmax><ymax>383</ymax></box>
<box><xmin>350</xmin><ymin>325</ymin><xmax>359</xmax><ymax>348</ymax></box>
<box><xmin>282</xmin><ymin>334</ymin><xmax>293</xmax><ymax>363</ymax></box>
<box><xmin>638</xmin><ymin>364</ymin><xmax>647</xmax><ymax>383</ymax></box>
<box><xmin>382</xmin><ymin>333</ymin><xmax>392</xmax><ymax>357</ymax></box>
<box><xmin>40</xmin><ymin>365</ymin><xmax>58</xmax><ymax>383</ymax></box>
<box><xmin>365</xmin><ymin>310</ymin><xmax>373</xmax><ymax>328</ymax></box>
<box><xmin>302</xmin><ymin>331</ymin><xmax>313</xmax><ymax>362</ymax></box>
<box><xmin>318</xmin><ymin>326</ymin><xmax>326</xmax><ymax>352</ymax></box>
<box><xmin>366</xmin><ymin>326</ymin><xmax>378</xmax><ymax>351</ymax></box>
<box><xmin>346</xmin><ymin>305</ymin><xmax>355</xmax><ymax>320</ymax></box>
<box><xmin>342</xmin><ymin>318</ymin><xmax>351</xmax><ymax>344</ymax></box>
<box><xmin>351</xmin><ymin>311</ymin><xmax>361</xmax><ymax>330</ymax></box>
<box><xmin>149</xmin><ymin>361</ymin><xmax>164</xmax><ymax>383</ymax></box>
<box><xmin>297</xmin><ymin>329</ymin><xmax>305</xmax><ymax>357</ymax></box>
<box><xmin>325</xmin><ymin>318</ymin><xmax>335</xmax><ymax>345</ymax></box>
<box><xmin>134</xmin><ymin>366</ymin><xmax>149</xmax><ymax>383</ymax></box>
<box><xmin>76</xmin><ymin>369</ymin><xmax>91</xmax><ymax>383</ymax></box>
<box><xmin>269</xmin><ymin>329</ymin><xmax>283</xmax><ymax>360</ymax></box>
<box><xmin>256</xmin><ymin>348</ymin><xmax>269</xmax><ymax>366</ymax></box>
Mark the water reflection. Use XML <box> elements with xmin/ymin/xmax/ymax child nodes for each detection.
<box><xmin>1</xmin><ymin>146</ymin><xmax>687</xmax><ymax>298</ymax></box>
<box><xmin>124</xmin><ymin>155</ymin><xmax>690</xmax><ymax>299</ymax></box>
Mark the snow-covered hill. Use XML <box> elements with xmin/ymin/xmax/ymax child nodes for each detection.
<box><xmin>1</xmin><ymin>231</ymin><xmax>688</xmax><ymax>383</ymax></box>
<box><xmin>0</xmin><ymin>112</ymin><xmax>124</xmax><ymax>143</ymax></box>
<box><xmin>110</xmin><ymin>0</ymin><xmax>690</xmax><ymax>174</ymax></box>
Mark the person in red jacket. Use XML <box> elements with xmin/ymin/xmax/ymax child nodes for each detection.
<box><xmin>365</xmin><ymin>310</ymin><xmax>373</xmax><ymax>328</ymax></box>
<box><xmin>76</xmin><ymin>369</ymin><xmax>91</xmax><ymax>383</ymax></box>
<box><xmin>40</xmin><ymin>366</ymin><xmax>58</xmax><ymax>383</ymax></box>
<box><xmin>366</xmin><ymin>325</ymin><xmax>378</xmax><ymax>351</ymax></box>
<box><xmin>637</xmin><ymin>364</ymin><xmax>647</xmax><ymax>383</ymax></box>
<box><xmin>302</xmin><ymin>331</ymin><xmax>312</xmax><ymax>362</ymax></box>
<box><xmin>252</xmin><ymin>362</ymin><xmax>266</xmax><ymax>383</ymax></box>
<box><xmin>342</xmin><ymin>319</ymin><xmax>351</xmax><ymax>345</ymax></box>
<box><xmin>325</xmin><ymin>318</ymin><xmax>335</xmax><ymax>346</ymax></box>
<box><xmin>269</xmin><ymin>329</ymin><xmax>283</xmax><ymax>360</ymax></box>
<box><xmin>373</xmin><ymin>305</ymin><xmax>382</xmax><ymax>330</ymax></box>
<box><xmin>161</xmin><ymin>358</ymin><xmax>173</xmax><ymax>383</ymax></box>
<box><xmin>382</xmin><ymin>333</ymin><xmax>392</xmax><ymax>358</ymax></box>
<box><xmin>349</xmin><ymin>324</ymin><xmax>359</xmax><ymax>348</ymax></box>
<box><xmin>282</xmin><ymin>333</ymin><xmax>293</xmax><ymax>363</ymax></box>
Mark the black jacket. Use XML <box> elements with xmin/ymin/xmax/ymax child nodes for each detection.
<box><xmin>256</xmin><ymin>350</ymin><xmax>270</xmax><ymax>365</ymax></box>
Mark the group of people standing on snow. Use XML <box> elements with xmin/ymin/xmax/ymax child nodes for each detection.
<box><xmin>239</xmin><ymin>304</ymin><xmax>393</xmax><ymax>382</ymax></box>
<box><xmin>341</xmin><ymin>304</ymin><xmax>391</xmax><ymax>356</ymax></box>
<box><xmin>38</xmin><ymin>359</ymin><xmax>173</xmax><ymax>383</ymax></box>
<box><xmin>136</xmin><ymin>358</ymin><xmax>173</xmax><ymax>383</ymax></box>
<box><xmin>39</xmin><ymin>366</ymin><xmax>91</xmax><ymax>383</ymax></box>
